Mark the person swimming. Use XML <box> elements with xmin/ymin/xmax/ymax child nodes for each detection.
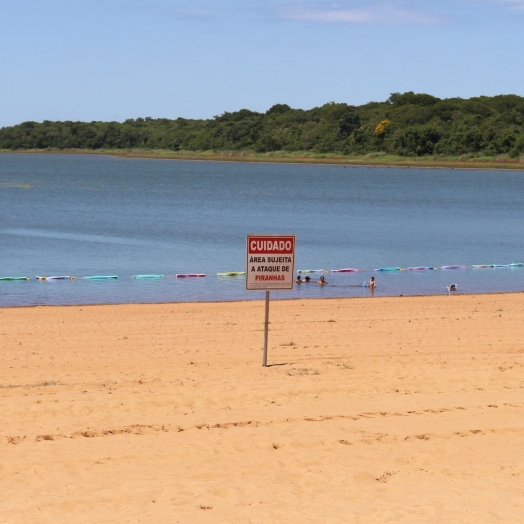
<box><xmin>317</xmin><ymin>275</ymin><xmax>327</xmax><ymax>285</ymax></box>
<box><xmin>365</xmin><ymin>276</ymin><xmax>376</xmax><ymax>290</ymax></box>
<box><xmin>295</xmin><ymin>275</ymin><xmax>302</xmax><ymax>284</ymax></box>
<box><xmin>447</xmin><ymin>283</ymin><xmax>458</xmax><ymax>294</ymax></box>
<box><xmin>304</xmin><ymin>276</ymin><xmax>311</xmax><ymax>282</ymax></box>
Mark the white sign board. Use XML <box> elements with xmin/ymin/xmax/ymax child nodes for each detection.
<box><xmin>246</xmin><ymin>234</ymin><xmax>296</xmax><ymax>291</ymax></box>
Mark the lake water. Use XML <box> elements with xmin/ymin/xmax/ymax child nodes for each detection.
<box><xmin>1</xmin><ymin>153</ymin><xmax>523</xmax><ymax>306</ymax></box>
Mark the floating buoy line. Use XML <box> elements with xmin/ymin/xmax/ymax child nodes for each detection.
<box><xmin>1</xmin><ymin>263</ymin><xmax>522</xmax><ymax>283</ymax></box>
<box><xmin>36</xmin><ymin>276</ymin><xmax>76</xmax><ymax>280</ymax></box>
<box><xmin>83</xmin><ymin>276</ymin><xmax>118</xmax><ymax>280</ymax></box>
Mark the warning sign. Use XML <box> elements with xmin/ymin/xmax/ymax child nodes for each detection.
<box><xmin>246</xmin><ymin>234</ymin><xmax>296</xmax><ymax>291</ymax></box>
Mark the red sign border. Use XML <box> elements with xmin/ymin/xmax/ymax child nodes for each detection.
<box><xmin>246</xmin><ymin>234</ymin><xmax>296</xmax><ymax>291</ymax></box>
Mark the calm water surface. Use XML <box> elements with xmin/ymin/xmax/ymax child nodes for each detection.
<box><xmin>1</xmin><ymin>154</ymin><xmax>523</xmax><ymax>306</ymax></box>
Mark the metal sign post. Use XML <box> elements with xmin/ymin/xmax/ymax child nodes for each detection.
<box><xmin>263</xmin><ymin>290</ymin><xmax>270</xmax><ymax>367</ymax></box>
<box><xmin>246</xmin><ymin>234</ymin><xmax>296</xmax><ymax>367</ymax></box>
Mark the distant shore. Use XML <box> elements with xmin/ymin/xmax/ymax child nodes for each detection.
<box><xmin>2</xmin><ymin>148</ymin><xmax>524</xmax><ymax>170</ymax></box>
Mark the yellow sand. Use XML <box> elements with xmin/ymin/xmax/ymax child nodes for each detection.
<box><xmin>1</xmin><ymin>294</ymin><xmax>523</xmax><ymax>523</ymax></box>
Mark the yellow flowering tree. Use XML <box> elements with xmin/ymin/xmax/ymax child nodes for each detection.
<box><xmin>374</xmin><ymin>119</ymin><xmax>391</xmax><ymax>137</ymax></box>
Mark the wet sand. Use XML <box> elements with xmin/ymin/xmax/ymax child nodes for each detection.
<box><xmin>1</xmin><ymin>294</ymin><xmax>524</xmax><ymax>523</ymax></box>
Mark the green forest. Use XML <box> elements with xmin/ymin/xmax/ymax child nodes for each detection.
<box><xmin>1</xmin><ymin>92</ymin><xmax>524</xmax><ymax>158</ymax></box>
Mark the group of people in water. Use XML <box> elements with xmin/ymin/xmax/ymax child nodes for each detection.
<box><xmin>295</xmin><ymin>273</ymin><xmax>457</xmax><ymax>295</ymax></box>
<box><xmin>295</xmin><ymin>274</ymin><xmax>376</xmax><ymax>290</ymax></box>
<box><xmin>295</xmin><ymin>275</ymin><xmax>458</xmax><ymax>295</ymax></box>
<box><xmin>295</xmin><ymin>275</ymin><xmax>321</xmax><ymax>284</ymax></box>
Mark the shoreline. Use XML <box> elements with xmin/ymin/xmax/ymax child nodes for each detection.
<box><xmin>2</xmin><ymin>289</ymin><xmax>524</xmax><ymax>310</ymax></box>
<box><xmin>2</xmin><ymin>148</ymin><xmax>524</xmax><ymax>171</ymax></box>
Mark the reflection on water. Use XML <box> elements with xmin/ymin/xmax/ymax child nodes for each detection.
<box><xmin>3</xmin><ymin>228</ymin><xmax>172</xmax><ymax>248</ymax></box>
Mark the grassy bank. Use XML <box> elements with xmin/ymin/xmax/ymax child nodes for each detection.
<box><xmin>2</xmin><ymin>148</ymin><xmax>524</xmax><ymax>170</ymax></box>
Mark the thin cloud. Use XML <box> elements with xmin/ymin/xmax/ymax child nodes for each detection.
<box><xmin>123</xmin><ymin>1</ymin><xmax>524</xmax><ymax>24</ymax></box>
<box><xmin>281</xmin><ymin>3</ymin><xmax>445</xmax><ymax>25</ymax></box>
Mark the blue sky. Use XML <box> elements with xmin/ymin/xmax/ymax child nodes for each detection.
<box><xmin>1</xmin><ymin>0</ymin><xmax>523</xmax><ymax>126</ymax></box>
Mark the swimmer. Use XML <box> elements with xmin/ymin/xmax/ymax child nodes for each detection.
<box><xmin>317</xmin><ymin>275</ymin><xmax>327</xmax><ymax>285</ymax></box>
<box><xmin>368</xmin><ymin>276</ymin><xmax>376</xmax><ymax>290</ymax></box>
<box><xmin>447</xmin><ymin>283</ymin><xmax>458</xmax><ymax>295</ymax></box>
<box><xmin>304</xmin><ymin>276</ymin><xmax>311</xmax><ymax>282</ymax></box>
<box><xmin>295</xmin><ymin>275</ymin><xmax>302</xmax><ymax>284</ymax></box>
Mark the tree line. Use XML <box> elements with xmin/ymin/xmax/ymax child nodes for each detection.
<box><xmin>1</xmin><ymin>92</ymin><xmax>524</xmax><ymax>157</ymax></box>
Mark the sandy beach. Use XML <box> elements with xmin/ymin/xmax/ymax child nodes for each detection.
<box><xmin>1</xmin><ymin>293</ymin><xmax>523</xmax><ymax>523</ymax></box>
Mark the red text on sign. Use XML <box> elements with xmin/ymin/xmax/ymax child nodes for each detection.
<box><xmin>248</xmin><ymin>237</ymin><xmax>294</xmax><ymax>254</ymax></box>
